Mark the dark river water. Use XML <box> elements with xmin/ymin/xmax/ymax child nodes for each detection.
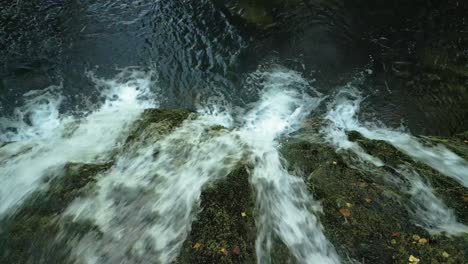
<box><xmin>1</xmin><ymin>0</ymin><xmax>467</xmax><ymax>135</ymax></box>
<box><xmin>0</xmin><ymin>2</ymin><xmax>468</xmax><ymax>264</ymax></box>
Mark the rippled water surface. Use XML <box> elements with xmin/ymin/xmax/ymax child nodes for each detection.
<box><xmin>0</xmin><ymin>1</ymin><xmax>467</xmax><ymax>264</ymax></box>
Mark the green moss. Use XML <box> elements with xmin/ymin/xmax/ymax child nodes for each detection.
<box><xmin>280</xmin><ymin>136</ymin><xmax>468</xmax><ymax>263</ymax></box>
<box><xmin>347</xmin><ymin>131</ymin><xmax>468</xmax><ymax>223</ymax></box>
<box><xmin>125</xmin><ymin>108</ymin><xmax>193</xmax><ymax>146</ymax></box>
<box><xmin>0</xmin><ymin>162</ymin><xmax>110</xmax><ymax>264</ymax></box>
<box><xmin>176</xmin><ymin>166</ymin><xmax>257</xmax><ymax>264</ymax></box>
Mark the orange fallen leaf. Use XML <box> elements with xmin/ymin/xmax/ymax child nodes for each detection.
<box><xmin>339</xmin><ymin>208</ymin><xmax>351</xmax><ymax>217</ymax></box>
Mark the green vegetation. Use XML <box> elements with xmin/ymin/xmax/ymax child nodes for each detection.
<box><xmin>177</xmin><ymin>166</ymin><xmax>257</xmax><ymax>264</ymax></box>
<box><xmin>0</xmin><ymin>162</ymin><xmax>110</xmax><ymax>264</ymax></box>
<box><xmin>280</xmin><ymin>131</ymin><xmax>468</xmax><ymax>263</ymax></box>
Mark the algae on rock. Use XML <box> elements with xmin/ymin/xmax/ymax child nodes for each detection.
<box><xmin>280</xmin><ymin>130</ymin><xmax>468</xmax><ymax>263</ymax></box>
<box><xmin>0</xmin><ymin>162</ymin><xmax>111</xmax><ymax>264</ymax></box>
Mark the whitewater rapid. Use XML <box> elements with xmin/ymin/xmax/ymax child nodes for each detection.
<box><xmin>1</xmin><ymin>68</ymin><xmax>467</xmax><ymax>264</ymax></box>
<box><xmin>323</xmin><ymin>87</ymin><xmax>468</xmax><ymax>235</ymax></box>
<box><xmin>64</xmin><ymin>68</ymin><xmax>340</xmax><ymax>264</ymax></box>
<box><xmin>0</xmin><ymin>69</ymin><xmax>157</xmax><ymax>216</ymax></box>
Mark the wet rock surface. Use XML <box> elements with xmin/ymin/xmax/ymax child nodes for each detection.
<box><xmin>177</xmin><ymin>166</ymin><xmax>257</xmax><ymax>264</ymax></box>
<box><xmin>0</xmin><ymin>162</ymin><xmax>111</xmax><ymax>264</ymax></box>
<box><xmin>280</xmin><ymin>131</ymin><xmax>468</xmax><ymax>263</ymax></box>
<box><xmin>1</xmin><ymin>110</ymin><xmax>467</xmax><ymax>263</ymax></box>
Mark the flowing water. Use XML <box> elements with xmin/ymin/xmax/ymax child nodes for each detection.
<box><xmin>323</xmin><ymin>86</ymin><xmax>468</xmax><ymax>236</ymax></box>
<box><xmin>1</xmin><ymin>1</ymin><xmax>467</xmax><ymax>263</ymax></box>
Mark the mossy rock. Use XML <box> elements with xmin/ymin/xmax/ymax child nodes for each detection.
<box><xmin>280</xmin><ymin>136</ymin><xmax>468</xmax><ymax>263</ymax></box>
<box><xmin>125</xmin><ymin>108</ymin><xmax>193</xmax><ymax>147</ymax></box>
<box><xmin>0</xmin><ymin>162</ymin><xmax>110</xmax><ymax>264</ymax></box>
<box><xmin>347</xmin><ymin>131</ymin><xmax>468</xmax><ymax>223</ymax></box>
<box><xmin>176</xmin><ymin>166</ymin><xmax>257</xmax><ymax>264</ymax></box>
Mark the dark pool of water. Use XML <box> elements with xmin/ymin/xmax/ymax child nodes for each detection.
<box><xmin>0</xmin><ymin>0</ymin><xmax>467</xmax><ymax>135</ymax></box>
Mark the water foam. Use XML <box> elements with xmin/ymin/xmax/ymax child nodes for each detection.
<box><xmin>323</xmin><ymin>87</ymin><xmax>468</xmax><ymax>235</ymax></box>
<box><xmin>324</xmin><ymin>88</ymin><xmax>468</xmax><ymax>187</ymax></box>
<box><xmin>239</xmin><ymin>70</ymin><xmax>340</xmax><ymax>264</ymax></box>
<box><xmin>0</xmin><ymin>69</ymin><xmax>156</xmax><ymax>216</ymax></box>
<box><xmin>66</xmin><ymin>68</ymin><xmax>339</xmax><ymax>264</ymax></box>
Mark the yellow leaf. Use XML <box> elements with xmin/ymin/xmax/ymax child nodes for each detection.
<box><xmin>346</xmin><ymin>202</ymin><xmax>353</xmax><ymax>208</ymax></box>
<box><xmin>241</xmin><ymin>212</ymin><xmax>247</xmax><ymax>217</ymax></box>
<box><xmin>418</xmin><ymin>238</ymin><xmax>428</xmax><ymax>245</ymax></box>
<box><xmin>442</xmin><ymin>251</ymin><xmax>450</xmax><ymax>258</ymax></box>
<box><xmin>220</xmin><ymin>247</ymin><xmax>228</xmax><ymax>255</ymax></box>
<box><xmin>332</xmin><ymin>161</ymin><xmax>338</xmax><ymax>165</ymax></box>
<box><xmin>409</xmin><ymin>255</ymin><xmax>420</xmax><ymax>263</ymax></box>
<box><xmin>193</xmin><ymin>242</ymin><xmax>202</xmax><ymax>250</ymax></box>
<box><xmin>412</xmin><ymin>235</ymin><xmax>420</xmax><ymax>241</ymax></box>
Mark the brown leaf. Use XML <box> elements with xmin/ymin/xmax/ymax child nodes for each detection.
<box><xmin>462</xmin><ymin>194</ymin><xmax>468</xmax><ymax>202</ymax></box>
<box><xmin>339</xmin><ymin>208</ymin><xmax>351</xmax><ymax>217</ymax></box>
<box><xmin>232</xmin><ymin>245</ymin><xmax>241</xmax><ymax>255</ymax></box>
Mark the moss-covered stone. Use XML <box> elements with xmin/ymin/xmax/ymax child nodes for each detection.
<box><xmin>347</xmin><ymin>131</ymin><xmax>468</xmax><ymax>223</ymax></box>
<box><xmin>124</xmin><ymin>108</ymin><xmax>193</xmax><ymax>147</ymax></box>
<box><xmin>0</xmin><ymin>162</ymin><xmax>110</xmax><ymax>264</ymax></box>
<box><xmin>176</xmin><ymin>166</ymin><xmax>257</xmax><ymax>264</ymax></box>
<box><xmin>280</xmin><ymin>135</ymin><xmax>468</xmax><ymax>263</ymax></box>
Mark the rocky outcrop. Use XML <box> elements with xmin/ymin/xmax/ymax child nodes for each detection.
<box><xmin>280</xmin><ymin>131</ymin><xmax>468</xmax><ymax>263</ymax></box>
<box><xmin>0</xmin><ymin>162</ymin><xmax>111</xmax><ymax>264</ymax></box>
<box><xmin>2</xmin><ymin>109</ymin><xmax>467</xmax><ymax>263</ymax></box>
<box><xmin>0</xmin><ymin>109</ymin><xmax>193</xmax><ymax>264</ymax></box>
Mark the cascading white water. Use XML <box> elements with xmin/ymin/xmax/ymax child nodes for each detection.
<box><xmin>0</xmin><ymin>69</ymin><xmax>157</xmax><ymax>216</ymax></box>
<box><xmin>4</xmin><ymin>66</ymin><xmax>465</xmax><ymax>263</ymax></box>
<box><xmin>324</xmin><ymin>88</ymin><xmax>468</xmax><ymax>187</ymax></box>
<box><xmin>66</xmin><ymin>112</ymin><xmax>244</xmax><ymax>264</ymax></box>
<box><xmin>238</xmin><ymin>70</ymin><xmax>340</xmax><ymax>264</ymax></box>
<box><xmin>323</xmin><ymin>87</ymin><xmax>468</xmax><ymax>235</ymax></box>
<box><xmin>397</xmin><ymin>167</ymin><xmax>468</xmax><ymax>235</ymax></box>
<box><xmin>65</xmin><ymin>68</ymin><xmax>339</xmax><ymax>264</ymax></box>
